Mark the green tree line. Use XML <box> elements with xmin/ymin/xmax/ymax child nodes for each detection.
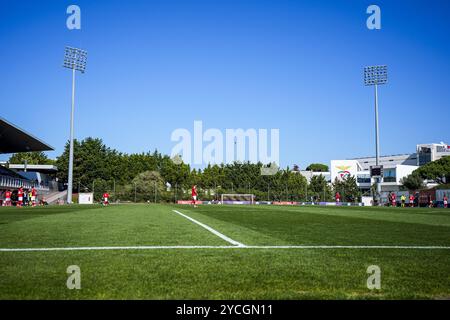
<box><xmin>8</xmin><ymin>137</ymin><xmax>363</xmax><ymax>203</ymax></box>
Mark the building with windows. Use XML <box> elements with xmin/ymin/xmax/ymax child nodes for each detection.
<box><xmin>329</xmin><ymin>159</ymin><xmax>418</xmax><ymax>193</ymax></box>
<box><xmin>417</xmin><ymin>143</ymin><xmax>450</xmax><ymax>166</ymax></box>
<box><xmin>299</xmin><ymin>142</ymin><xmax>449</xmax><ymax>193</ymax></box>
<box><xmin>349</xmin><ymin>153</ymin><xmax>418</xmax><ymax>170</ymax></box>
<box><xmin>0</xmin><ymin>117</ymin><xmax>65</xmax><ymax>204</ymax></box>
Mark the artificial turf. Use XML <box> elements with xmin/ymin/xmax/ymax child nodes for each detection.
<box><xmin>0</xmin><ymin>204</ymin><xmax>449</xmax><ymax>299</ymax></box>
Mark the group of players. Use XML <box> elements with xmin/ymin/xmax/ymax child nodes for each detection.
<box><xmin>388</xmin><ymin>192</ymin><xmax>416</xmax><ymax>208</ymax></box>
<box><xmin>388</xmin><ymin>192</ymin><xmax>448</xmax><ymax>208</ymax></box>
<box><xmin>5</xmin><ymin>185</ymin><xmax>447</xmax><ymax>208</ymax></box>
<box><xmin>2</xmin><ymin>189</ymin><xmax>110</xmax><ymax>206</ymax></box>
<box><xmin>335</xmin><ymin>192</ymin><xmax>448</xmax><ymax>208</ymax></box>
<box><xmin>191</xmin><ymin>188</ymin><xmax>449</xmax><ymax>208</ymax></box>
<box><xmin>2</xmin><ymin>186</ymin><xmax>38</xmax><ymax>207</ymax></box>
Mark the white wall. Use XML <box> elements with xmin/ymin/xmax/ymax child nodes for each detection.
<box><xmin>395</xmin><ymin>165</ymin><xmax>419</xmax><ymax>184</ymax></box>
<box><xmin>330</xmin><ymin>160</ymin><xmax>360</xmax><ymax>182</ymax></box>
<box><xmin>79</xmin><ymin>193</ymin><xmax>94</xmax><ymax>204</ymax></box>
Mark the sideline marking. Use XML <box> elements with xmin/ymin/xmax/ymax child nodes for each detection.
<box><xmin>1</xmin><ymin>245</ymin><xmax>449</xmax><ymax>252</ymax></box>
<box><xmin>172</xmin><ymin>209</ymin><xmax>245</xmax><ymax>247</ymax></box>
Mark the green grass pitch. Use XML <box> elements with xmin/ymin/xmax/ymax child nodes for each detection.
<box><xmin>0</xmin><ymin>204</ymin><xmax>449</xmax><ymax>299</ymax></box>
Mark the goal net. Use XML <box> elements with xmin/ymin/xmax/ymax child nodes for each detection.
<box><xmin>220</xmin><ymin>194</ymin><xmax>255</xmax><ymax>205</ymax></box>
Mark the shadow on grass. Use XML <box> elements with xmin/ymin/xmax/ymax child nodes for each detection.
<box><xmin>0</xmin><ymin>205</ymin><xmax>100</xmax><ymax>224</ymax></box>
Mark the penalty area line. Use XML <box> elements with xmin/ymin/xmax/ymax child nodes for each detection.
<box><xmin>1</xmin><ymin>245</ymin><xmax>450</xmax><ymax>252</ymax></box>
<box><xmin>172</xmin><ymin>209</ymin><xmax>245</xmax><ymax>247</ymax></box>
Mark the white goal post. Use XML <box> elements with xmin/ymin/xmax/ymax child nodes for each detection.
<box><xmin>220</xmin><ymin>194</ymin><xmax>255</xmax><ymax>204</ymax></box>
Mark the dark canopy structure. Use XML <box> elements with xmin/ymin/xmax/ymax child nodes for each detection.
<box><xmin>0</xmin><ymin>117</ymin><xmax>54</xmax><ymax>154</ymax></box>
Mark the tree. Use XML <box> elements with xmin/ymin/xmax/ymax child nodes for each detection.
<box><xmin>55</xmin><ymin>138</ymin><xmax>161</xmax><ymax>191</ymax></box>
<box><xmin>332</xmin><ymin>176</ymin><xmax>361</xmax><ymax>202</ymax></box>
<box><xmin>287</xmin><ymin>171</ymin><xmax>308</xmax><ymax>201</ymax></box>
<box><xmin>56</xmin><ymin>138</ymin><xmax>117</xmax><ymax>191</ymax></box>
<box><xmin>413</xmin><ymin>156</ymin><xmax>450</xmax><ymax>184</ymax></box>
<box><xmin>50</xmin><ymin>135</ymin><xmax>372</xmax><ymax>203</ymax></box>
<box><xmin>8</xmin><ymin>152</ymin><xmax>54</xmax><ymax>165</ymax></box>
<box><xmin>309</xmin><ymin>174</ymin><xmax>332</xmax><ymax>201</ymax></box>
<box><xmin>306</xmin><ymin>163</ymin><xmax>329</xmax><ymax>172</ymax></box>
<box><xmin>401</xmin><ymin>174</ymin><xmax>424</xmax><ymax>191</ymax></box>
<box><xmin>127</xmin><ymin>171</ymin><xmax>167</xmax><ymax>202</ymax></box>
<box><xmin>159</xmin><ymin>154</ymin><xmax>190</xmax><ymax>189</ymax></box>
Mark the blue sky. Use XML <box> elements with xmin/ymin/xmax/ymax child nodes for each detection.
<box><xmin>1</xmin><ymin>0</ymin><xmax>449</xmax><ymax>168</ymax></box>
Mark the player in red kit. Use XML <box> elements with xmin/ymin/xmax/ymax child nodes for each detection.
<box><xmin>103</xmin><ymin>192</ymin><xmax>110</xmax><ymax>206</ymax></box>
<box><xmin>4</xmin><ymin>189</ymin><xmax>12</xmax><ymax>206</ymax></box>
<box><xmin>192</xmin><ymin>185</ymin><xmax>198</xmax><ymax>208</ymax></box>
<box><xmin>391</xmin><ymin>192</ymin><xmax>396</xmax><ymax>207</ymax></box>
<box><xmin>335</xmin><ymin>192</ymin><xmax>341</xmax><ymax>204</ymax></box>
<box><xmin>31</xmin><ymin>186</ymin><xmax>37</xmax><ymax>207</ymax></box>
<box><xmin>444</xmin><ymin>195</ymin><xmax>448</xmax><ymax>208</ymax></box>
<box><xmin>409</xmin><ymin>194</ymin><xmax>415</xmax><ymax>207</ymax></box>
<box><xmin>17</xmin><ymin>186</ymin><xmax>24</xmax><ymax>207</ymax></box>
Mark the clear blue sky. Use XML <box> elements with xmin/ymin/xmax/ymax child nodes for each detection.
<box><xmin>1</xmin><ymin>0</ymin><xmax>449</xmax><ymax>168</ymax></box>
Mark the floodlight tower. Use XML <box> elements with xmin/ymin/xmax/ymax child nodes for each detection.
<box><xmin>63</xmin><ymin>46</ymin><xmax>87</xmax><ymax>204</ymax></box>
<box><xmin>364</xmin><ymin>65</ymin><xmax>387</xmax><ymax>204</ymax></box>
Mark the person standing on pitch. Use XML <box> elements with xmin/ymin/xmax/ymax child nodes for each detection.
<box><xmin>17</xmin><ymin>186</ymin><xmax>24</xmax><ymax>207</ymax></box>
<box><xmin>443</xmin><ymin>194</ymin><xmax>448</xmax><ymax>208</ymax></box>
<box><xmin>31</xmin><ymin>186</ymin><xmax>37</xmax><ymax>207</ymax></box>
<box><xmin>392</xmin><ymin>192</ymin><xmax>397</xmax><ymax>207</ymax></box>
<box><xmin>335</xmin><ymin>192</ymin><xmax>341</xmax><ymax>204</ymax></box>
<box><xmin>401</xmin><ymin>194</ymin><xmax>406</xmax><ymax>207</ymax></box>
<box><xmin>23</xmin><ymin>189</ymin><xmax>29</xmax><ymax>206</ymax></box>
<box><xmin>4</xmin><ymin>189</ymin><xmax>12</xmax><ymax>206</ymax></box>
<box><xmin>409</xmin><ymin>193</ymin><xmax>415</xmax><ymax>207</ymax></box>
<box><xmin>192</xmin><ymin>185</ymin><xmax>198</xmax><ymax>208</ymax></box>
<box><xmin>103</xmin><ymin>192</ymin><xmax>110</xmax><ymax>206</ymax></box>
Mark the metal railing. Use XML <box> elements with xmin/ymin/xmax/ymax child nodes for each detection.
<box><xmin>0</xmin><ymin>174</ymin><xmax>50</xmax><ymax>191</ymax></box>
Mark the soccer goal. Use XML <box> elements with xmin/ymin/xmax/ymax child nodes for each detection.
<box><xmin>220</xmin><ymin>194</ymin><xmax>255</xmax><ymax>205</ymax></box>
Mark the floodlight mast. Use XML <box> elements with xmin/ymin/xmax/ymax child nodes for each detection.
<box><xmin>63</xmin><ymin>47</ymin><xmax>87</xmax><ymax>204</ymax></box>
<box><xmin>364</xmin><ymin>65</ymin><xmax>387</xmax><ymax>205</ymax></box>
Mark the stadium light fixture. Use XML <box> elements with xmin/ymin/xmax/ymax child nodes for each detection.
<box><xmin>364</xmin><ymin>65</ymin><xmax>387</xmax><ymax>205</ymax></box>
<box><xmin>364</xmin><ymin>65</ymin><xmax>387</xmax><ymax>86</ymax></box>
<box><xmin>63</xmin><ymin>46</ymin><xmax>88</xmax><ymax>204</ymax></box>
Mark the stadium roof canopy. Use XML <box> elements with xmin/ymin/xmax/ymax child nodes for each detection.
<box><xmin>0</xmin><ymin>117</ymin><xmax>54</xmax><ymax>154</ymax></box>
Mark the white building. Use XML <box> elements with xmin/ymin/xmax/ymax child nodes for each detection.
<box><xmin>349</xmin><ymin>154</ymin><xmax>417</xmax><ymax>170</ymax></box>
<box><xmin>417</xmin><ymin>143</ymin><xmax>450</xmax><ymax>166</ymax></box>
<box><xmin>329</xmin><ymin>159</ymin><xmax>418</xmax><ymax>193</ymax></box>
<box><xmin>299</xmin><ymin>142</ymin><xmax>450</xmax><ymax>193</ymax></box>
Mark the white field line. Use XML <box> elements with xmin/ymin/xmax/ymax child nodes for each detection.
<box><xmin>0</xmin><ymin>246</ymin><xmax>235</xmax><ymax>252</ymax></box>
<box><xmin>172</xmin><ymin>209</ymin><xmax>245</xmax><ymax>247</ymax></box>
<box><xmin>244</xmin><ymin>245</ymin><xmax>450</xmax><ymax>249</ymax></box>
<box><xmin>2</xmin><ymin>210</ymin><xmax>449</xmax><ymax>252</ymax></box>
<box><xmin>1</xmin><ymin>245</ymin><xmax>450</xmax><ymax>252</ymax></box>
